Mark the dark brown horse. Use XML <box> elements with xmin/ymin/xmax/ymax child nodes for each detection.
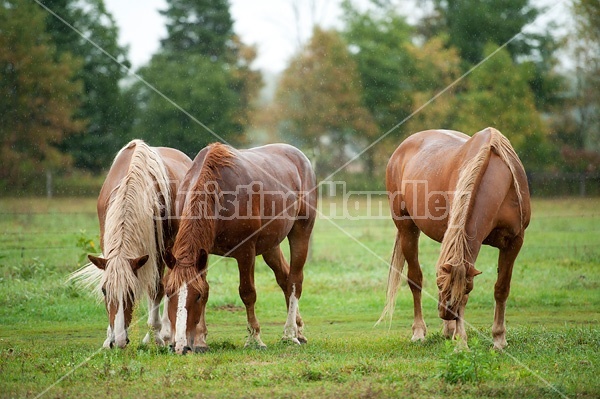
<box><xmin>378</xmin><ymin>128</ymin><xmax>530</xmax><ymax>349</ymax></box>
<box><xmin>164</xmin><ymin>143</ymin><xmax>317</xmax><ymax>354</ymax></box>
<box><xmin>70</xmin><ymin>140</ymin><xmax>192</xmax><ymax>348</ymax></box>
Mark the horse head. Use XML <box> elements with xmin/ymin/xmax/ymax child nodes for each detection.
<box><xmin>88</xmin><ymin>254</ymin><xmax>149</xmax><ymax>348</ymax></box>
<box><xmin>436</xmin><ymin>263</ymin><xmax>481</xmax><ymax>320</ymax></box>
<box><xmin>164</xmin><ymin>249</ymin><xmax>209</xmax><ymax>355</ymax></box>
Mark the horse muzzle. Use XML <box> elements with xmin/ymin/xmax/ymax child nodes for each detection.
<box><xmin>438</xmin><ymin>301</ymin><xmax>458</xmax><ymax>321</ymax></box>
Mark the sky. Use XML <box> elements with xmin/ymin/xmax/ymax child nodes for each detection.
<box><xmin>102</xmin><ymin>0</ymin><xmax>573</xmax><ymax>74</ymax></box>
<box><xmin>103</xmin><ymin>0</ymin><xmax>347</xmax><ymax>73</ymax></box>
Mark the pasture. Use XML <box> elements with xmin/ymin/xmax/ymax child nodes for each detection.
<box><xmin>0</xmin><ymin>196</ymin><xmax>598</xmax><ymax>398</ymax></box>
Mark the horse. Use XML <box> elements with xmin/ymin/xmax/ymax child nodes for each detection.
<box><xmin>378</xmin><ymin>127</ymin><xmax>531</xmax><ymax>349</ymax></box>
<box><xmin>163</xmin><ymin>142</ymin><xmax>317</xmax><ymax>354</ymax></box>
<box><xmin>69</xmin><ymin>139</ymin><xmax>192</xmax><ymax>348</ymax></box>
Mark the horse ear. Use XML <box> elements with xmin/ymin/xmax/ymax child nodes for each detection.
<box><xmin>130</xmin><ymin>255</ymin><xmax>149</xmax><ymax>272</ymax></box>
<box><xmin>164</xmin><ymin>249</ymin><xmax>176</xmax><ymax>269</ymax></box>
<box><xmin>468</xmin><ymin>266</ymin><xmax>482</xmax><ymax>278</ymax></box>
<box><xmin>88</xmin><ymin>255</ymin><xmax>107</xmax><ymax>270</ymax></box>
<box><xmin>196</xmin><ymin>249</ymin><xmax>208</xmax><ymax>272</ymax></box>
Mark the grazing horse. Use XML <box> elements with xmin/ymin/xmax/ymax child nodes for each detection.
<box><xmin>69</xmin><ymin>140</ymin><xmax>192</xmax><ymax>348</ymax></box>
<box><xmin>378</xmin><ymin>128</ymin><xmax>530</xmax><ymax>349</ymax></box>
<box><xmin>164</xmin><ymin>142</ymin><xmax>317</xmax><ymax>355</ymax></box>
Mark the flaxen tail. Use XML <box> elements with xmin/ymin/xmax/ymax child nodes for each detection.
<box><xmin>376</xmin><ymin>232</ymin><xmax>406</xmax><ymax>326</ymax></box>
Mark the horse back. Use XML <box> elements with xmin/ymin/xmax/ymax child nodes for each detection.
<box><xmin>387</xmin><ymin>128</ymin><xmax>529</xmax><ymax>244</ymax></box>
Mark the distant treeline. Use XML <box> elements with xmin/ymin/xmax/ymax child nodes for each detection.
<box><xmin>1</xmin><ymin>0</ymin><xmax>599</xmax><ymax>196</ymax></box>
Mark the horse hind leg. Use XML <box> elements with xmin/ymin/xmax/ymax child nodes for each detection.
<box><xmin>493</xmin><ymin>235</ymin><xmax>523</xmax><ymax>350</ymax></box>
<box><xmin>399</xmin><ymin>222</ymin><xmax>427</xmax><ymax>342</ymax></box>
<box><xmin>262</xmin><ymin>246</ymin><xmax>307</xmax><ymax>344</ymax></box>
<box><xmin>283</xmin><ymin>222</ymin><xmax>313</xmax><ymax>344</ymax></box>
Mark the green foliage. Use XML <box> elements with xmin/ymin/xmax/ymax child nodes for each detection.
<box><xmin>0</xmin><ymin>0</ymin><xmax>84</xmax><ymax>188</ymax></box>
<box><xmin>76</xmin><ymin>230</ymin><xmax>98</xmax><ymax>265</ymax></box>
<box><xmin>160</xmin><ymin>0</ymin><xmax>234</xmax><ymax>60</ymax></box>
<box><xmin>131</xmin><ymin>53</ymin><xmax>244</xmax><ymax>157</ymax></box>
<box><xmin>439</xmin><ymin>338</ymin><xmax>499</xmax><ymax>384</ymax></box>
<box><xmin>427</xmin><ymin>0</ymin><xmax>547</xmax><ymax>65</ymax></box>
<box><xmin>341</xmin><ymin>1</ymin><xmax>415</xmax><ymax>132</ymax></box>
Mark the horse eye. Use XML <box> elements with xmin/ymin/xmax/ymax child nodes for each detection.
<box><xmin>196</xmin><ymin>294</ymin><xmax>201</xmax><ymax>303</ymax></box>
<box><xmin>101</xmin><ymin>288</ymin><xmax>106</xmax><ymax>296</ymax></box>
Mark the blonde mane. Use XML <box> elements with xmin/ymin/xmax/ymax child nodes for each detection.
<box><xmin>70</xmin><ymin>140</ymin><xmax>171</xmax><ymax>305</ymax></box>
<box><xmin>436</xmin><ymin>128</ymin><xmax>525</xmax><ymax>306</ymax></box>
<box><xmin>166</xmin><ymin>143</ymin><xmax>235</xmax><ymax>294</ymax></box>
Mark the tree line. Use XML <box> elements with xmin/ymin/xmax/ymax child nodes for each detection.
<box><xmin>1</xmin><ymin>0</ymin><xmax>598</xmax><ymax>193</ymax></box>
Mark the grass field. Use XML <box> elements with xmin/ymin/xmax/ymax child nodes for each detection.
<box><xmin>0</xmin><ymin>196</ymin><xmax>599</xmax><ymax>398</ymax></box>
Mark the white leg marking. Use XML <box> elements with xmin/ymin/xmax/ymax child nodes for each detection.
<box><xmin>160</xmin><ymin>296</ymin><xmax>171</xmax><ymax>342</ymax></box>
<box><xmin>103</xmin><ymin>325</ymin><xmax>114</xmax><ymax>348</ymax></box>
<box><xmin>174</xmin><ymin>284</ymin><xmax>188</xmax><ymax>354</ymax></box>
<box><xmin>114</xmin><ymin>298</ymin><xmax>128</xmax><ymax>348</ymax></box>
<box><xmin>283</xmin><ymin>284</ymin><xmax>300</xmax><ymax>344</ymax></box>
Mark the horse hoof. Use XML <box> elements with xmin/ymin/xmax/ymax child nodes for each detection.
<box><xmin>182</xmin><ymin>346</ymin><xmax>193</xmax><ymax>355</ymax></box>
<box><xmin>194</xmin><ymin>346</ymin><xmax>210</xmax><ymax>353</ymax></box>
<box><xmin>282</xmin><ymin>337</ymin><xmax>302</xmax><ymax>345</ymax></box>
<box><xmin>297</xmin><ymin>336</ymin><xmax>308</xmax><ymax>345</ymax></box>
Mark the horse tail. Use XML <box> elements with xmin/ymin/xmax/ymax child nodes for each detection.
<box><xmin>376</xmin><ymin>232</ymin><xmax>406</xmax><ymax>326</ymax></box>
<box><xmin>436</xmin><ymin>131</ymin><xmax>492</xmax><ymax>308</ymax></box>
<box><xmin>488</xmin><ymin>128</ymin><xmax>526</xmax><ymax>228</ymax></box>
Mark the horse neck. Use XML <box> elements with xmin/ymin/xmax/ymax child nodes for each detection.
<box><xmin>173</xmin><ymin>175</ymin><xmax>219</xmax><ymax>267</ymax></box>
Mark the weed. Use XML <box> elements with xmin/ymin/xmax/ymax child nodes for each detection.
<box><xmin>438</xmin><ymin>338</ymin><xmax>499</xmax><ymax>384</ymax></box>
<box><xmin>76</xmin><ymin>229</ymin><xmax>98</xmax><ymax>265</ymax></box>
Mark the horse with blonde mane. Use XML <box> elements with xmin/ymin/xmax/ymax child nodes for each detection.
<box><xmin>378</xmin><ymin>127</ymin><xmax>531</xmax><ymax>349</ymax></box>
<box><xmin>164</xmin><ymin>142</ymin><xmax>317</xmax><ymax>354</ymax></box>
<box><xmin>70</xmin><ymin>140</ymin><xmax>191</xmax><ymax>348</ymax></box>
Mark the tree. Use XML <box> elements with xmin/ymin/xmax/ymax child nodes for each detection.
<box><xmin>452</xmin><ymin>44</ymin><xmax>550</xmax><ymax>171</ymax></box>
<box><xmin>403</xmin><ymin>35</ymin><xmax>462</xmax><ymax>134</ymax></box>
<box><xmin>131</xmin><ymin>0</ymin><xmax>261</xmax><ymax>154</ymax></box>
<box><xmin>419</xmin><ymin>0</ymin><xmax>562</xmax><ymax>110</ymax></box>
<box><xmin>341</xmin><ymin>0</ymin><xmax>415</xmax><ymax>134</ymax></box>
<box><xmin>132</xmin><ymin>53</ymin><xmax>240</xmax><ymax>155</ymax></box>
<box><xmin>570</xmin><ymin>0</ymin><xmax>600</xmax><ymax>152</ymax></box>
<box><xmin>160</xmin><ymin>0</ymin><xmax>234</xmax><ymax>59</ymax></box>
<box><xmin>41</xmin><ymin>0</ymin><xmax>133</xmax><ymax>173</ymax></box>
<box><xmin>423</xmin><ymin>0</ymin><xmax>546</xmax><ymax>65</ymax></box>
<box><xmin>0</xmin><ymin>0</ymin><xmax>84</xmax><ymax>189</ymax></box>
<box><xmin>275</xmin><ymin>27</ymin><xmax>378</xmax><ymax>178</ymax></box>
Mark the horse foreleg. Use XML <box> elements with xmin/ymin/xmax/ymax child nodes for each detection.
<box><xmin>442</xmin><ymin>320</ymin><xmax>456</xmax><ymax>339</ymax></box>
<box><xmin>493</xmin><ymin>235</ymin><xmax>523</xmax><ymax>350</ymax></box>
<box><xmin>193</xmin><ymin>274</ymin><xmax>209</xmax><ymax>353</ymax></box>
<box><xmin>453</xmin><ymin>296</ymin><xmax>469</xmax><ymax>349</ymax></box>
<box><xmin>237</xmin><ymin>252</ymin><xmax>266</xmax><ymax>349</ymax></box>
<box><xmin>159</xmin><ymin>295</ymin><xmax>171</xmax><ymax>343</ymax></box>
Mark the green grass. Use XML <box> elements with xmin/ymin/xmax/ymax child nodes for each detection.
<box><xmin>0</xmin><ymin>197</ymin><xmax>599</xmax><ymax>398</ymax></box>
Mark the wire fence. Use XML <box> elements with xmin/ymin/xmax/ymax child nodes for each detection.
<box><xmin>1</xmin><ymin>207</ymin><xmax>599</xmax><ymax>259</ymax></box>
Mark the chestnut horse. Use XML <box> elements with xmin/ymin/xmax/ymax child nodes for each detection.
<box><xmin>164</xmin><ymin>143</ymin><xmax>317</xmax><ymax>354</ymax></box>
<box><xmin>378</xmin><ymin>128</ymin><xmax>530</xmax><ymax>349</ymax></box>
<box><xmin>70</xmin><ymin>140</ymin><xmax>192</xmax><ymax>348</ymax></box>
